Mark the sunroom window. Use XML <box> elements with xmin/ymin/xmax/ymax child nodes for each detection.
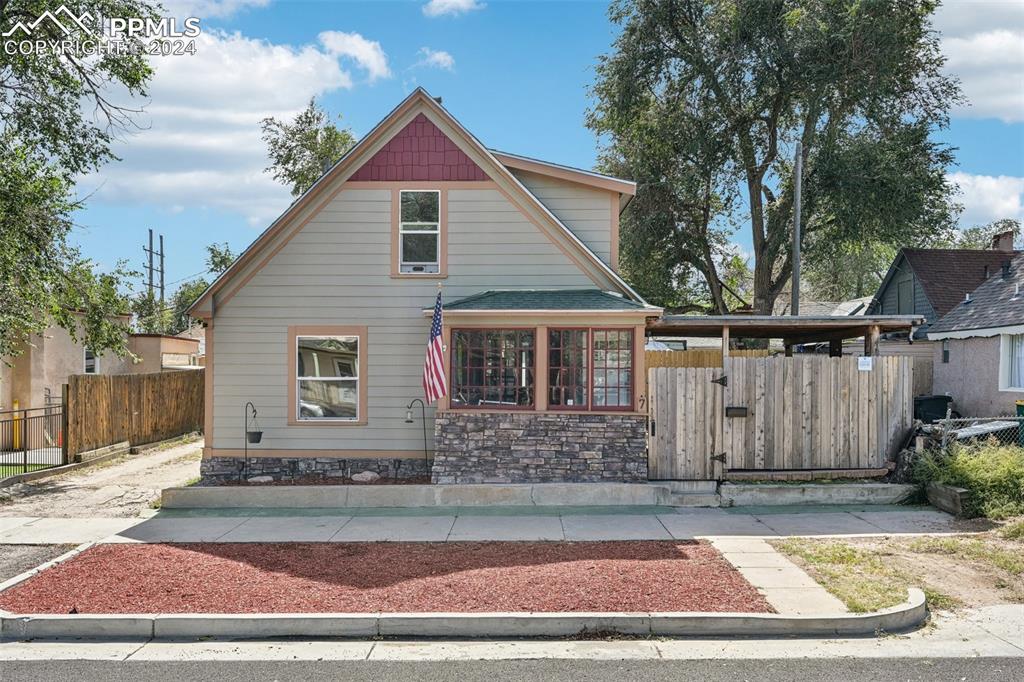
<box><xmin>548</xmin><ymin>328</ymin><xmax>634</xmax><ymax>410</ymax></box>
<box><xmin>399</xmin><ymin>190</ymin><xmax>440</xmax><ymax>273</ymax></box>
<box><xmin>296</xmin><ymin>336</ymin><xmax>359</xmax><ymax>420</ymax></box>
<box><xmin>451</xmin><ymin>329</ymin><xmax>535</xmax><ymax>408</ymax></box>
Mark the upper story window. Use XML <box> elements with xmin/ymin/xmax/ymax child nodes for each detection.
<box><xmin>84</xmin><ymin>348</ymin><xmax>98</xmax><ymax>374</ymax></box>
<box><xmin>296</xmin><ymin>335</ymin><xmax>360</xmax><ymax>420</ymax></box>
<box><xmin>399</xmin><ymin>190</ymin><xmax>440</xmax><ymax>274</ymax></box>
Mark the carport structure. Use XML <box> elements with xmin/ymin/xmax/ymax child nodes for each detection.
<box><xmin>643</xmin><ymin>315</ymin><xmax>925</xmax><ymax>482</ymax></box>
<box><xmin>646</xmin><ymin>315</ymin><xmax>924</xmax><ymax>356</ymax></box>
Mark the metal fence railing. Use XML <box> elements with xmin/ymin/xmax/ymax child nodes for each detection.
<box><xmin>935</xmin><ymin>416</ymin><xmax>1024</xmax><ymax>450</ymax></box>
<box><xmin>0</xmin><ymin>405</ymin><xmax>68</xmax><ymax>477</ymax></box>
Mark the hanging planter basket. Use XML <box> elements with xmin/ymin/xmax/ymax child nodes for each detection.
<box><xmin>246</xmin><ymin>430</ymin><xmax>263</xmax><ymax>444</ymax></box>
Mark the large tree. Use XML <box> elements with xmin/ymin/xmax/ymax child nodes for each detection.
<box><xmin>589</xmin><ymin>0</ymin><xmax>961</xmax><ymax>313</ymax></box>
<box><xmin>261</xmin><ymin>98</ymin><xmax>356</xmax><ymax>197</ymax></box>
<box><xmin>0</xmin><ymin>0</ymin><xmax>158</xmax><ymax>357</ymax></box>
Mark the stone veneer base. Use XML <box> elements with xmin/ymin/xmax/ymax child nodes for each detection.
<box><xmin>432</xmin><ymin>412</ymin><xmax>648</xmax><ymax>484</ymax></box>
<box><xmin>199</xmin><ymin>456</ymin><xmax>430</xmax><ymax>485</ymax></box>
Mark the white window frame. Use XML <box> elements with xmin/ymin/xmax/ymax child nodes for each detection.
<box><xmin>399</xmin><ymin>189</ymin><xmax>441</xmax><ymax>274</ymax></box>
<box><xmin>83</xmin><ymin>348</ymin><xmax>99</xmax><ymax>374</ymax></box>
<box><xmin>296</xmin><ymin>334</ymin><xmax>360</xmax><ymax>421</ymax></box>
<box><xmin>998</xmin><ymin>333</ymin><xmax>1024</xmax><ymax>392</ymax></box>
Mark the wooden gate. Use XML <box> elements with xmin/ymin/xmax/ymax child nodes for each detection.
<box><xmin>648</xmin><ymin>366</ymin><xmax>724</xmax><ymax>480</ymax></box>
<box><xmin>648</xmin><ymin>356</ymin><xmax>914</xmax><ymax>480</ymax></box>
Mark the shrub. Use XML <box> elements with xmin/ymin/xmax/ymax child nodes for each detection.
<box><xmin>914</xmin><ymin>441</ymin><xmax>1024</xmax><ymax>519</ymax></box>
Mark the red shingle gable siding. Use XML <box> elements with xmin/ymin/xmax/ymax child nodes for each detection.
<box><xmin>350</xmin><ymin>114</ymin><xmax>488</xmax><ymax>182</ymax></box>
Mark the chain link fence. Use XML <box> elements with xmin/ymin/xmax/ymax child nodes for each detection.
<box><xmin>935</xmin><ymin>416</ymin><xmax>1024</xmax><ymax>450</ymax></box>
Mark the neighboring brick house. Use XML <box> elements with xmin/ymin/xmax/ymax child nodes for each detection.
<box><xmin>188</xmin><ymin>88</ymin><xmax>663</xmax><ymax>484</ymax></box>
<box><xmin>928</xmin><ymin>253</ymin><xmax>1024</xmax><ymax>417</ymax></box>
<box><xmin>867</xmin><ymin>233</ymin><xmax>1019</xmax><ymax>341</ymax></box>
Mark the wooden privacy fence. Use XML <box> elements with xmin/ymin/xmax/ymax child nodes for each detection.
<box><xmin>648</xmin><ymin>355</ymin><xmax>914</xmax><ymax>480</ymax></box>
<box><xmin>645</xmin><ymin>348</ymin><xmax>769</xmax><ymax>369</ymax></box>
<box><xmin>65</xmin><ymin>371</ymin><xmax>204</xmax><ymax>457</ymax></box>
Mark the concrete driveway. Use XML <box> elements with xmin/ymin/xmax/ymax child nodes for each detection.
<box><xmin>0</xmin><ymin>440</ymin><xmax>201</xmax><ymax>519</ymax></box>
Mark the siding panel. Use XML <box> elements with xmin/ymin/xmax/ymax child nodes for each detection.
<box><xmin>212</xmin><ymin>187</ymin><xmax>595</xmax><ymax>451</ymax></box>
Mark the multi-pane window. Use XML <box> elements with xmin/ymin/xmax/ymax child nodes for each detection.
<box><xmin>548</xmin><ymin>328</ymin><xmax>634</xmax><ymax>411</ymax></box>
<box><xmin>592</xmin><ymin>329</ymin><xmax>633</xmax><ymax>408</ymax></box>
<box><xmin>83</xmin><ymin>348</ymin><xmax>98</xmax><ymax>374</ymax></box>
<box><xmin>451</xmin><ymin>330</ymin><xmax>535</xmax><ymax>408</ymax></box>
<box><xmin>296</xmin><ymin>336</ymin><xmax>359</xmax><ymax>420</ymax></box>
<box><xmin>399</xmin><ymin>190</ymin><xmax>440</xmax><ymax>273</ymax></box>
<box><xmin>548</xmin><ymin>329</ymin><xmax>588</xmax><ymax>408</ymax></box>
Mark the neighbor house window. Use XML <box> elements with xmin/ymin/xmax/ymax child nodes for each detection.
<box><xmin>1001</xmin><ymin>334</ymin><xmax>1024</xmax><ymax>391</ymax></box>
<box><xmin>549</xmin><ymin>328</ymin><xmax>634</xmax><ymax>410</ymax></box>
<box><xmin>897</xmin><ymin>280</ymin><xmax>913</xmax><ymax>314</ymax></box>
<box><xmin>942</xmin><ymin>339</ymin><xmax>950</xmax><ymax>364</ymax></box>
<box><xmin>398</xmin><ymin>190</ymin><xmax>440</xmax><ymax>274</ymax></box>
<box><xmin>289</xmin><ymin>327</ymin><xmax>369</xmax><ymax>423</ymax></box>
<box><xmin>83</xmin><ymin>348</ymin><xmax>98</xmax><ymax>374</ymax></box>
<box><xmin>451</xmin><ymin>329</ymin><xmax>535</xmax><ymax>408</ymax></box>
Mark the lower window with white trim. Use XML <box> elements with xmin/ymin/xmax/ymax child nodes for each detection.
<box><xmin>1001</xmin><ymin>334</ymin><xmax>1024</xmax><ymax>391</ymax></box>
<box><xmin>296</xmin><ymin>335</ymin><xmax>360</xmax><ymax>420</ymax></box>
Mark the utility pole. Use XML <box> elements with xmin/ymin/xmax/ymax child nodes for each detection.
<box><xmin>143</xmin><ymin>229</ymin><xmax>166</xmax><ymax>330</ymax></box>
<box><xmin>791</xmin><ymin>141</ymin><xmax>803</xmax><ymax>317</ymax></box>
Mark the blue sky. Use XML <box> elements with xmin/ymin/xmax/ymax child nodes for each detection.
<box><xmin>72</xmin><ymin>0</ymin><xmax>1024</xmax><ymax>291</ymax></box>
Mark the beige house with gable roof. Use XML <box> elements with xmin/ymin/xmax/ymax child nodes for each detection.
<box><xmin>188</xmin><ymin>88</ymin><xmax>662</xmax><ymax>484</ymax></box>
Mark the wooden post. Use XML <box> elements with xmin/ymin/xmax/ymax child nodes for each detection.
<box><xmin>61</xmin><ymin>384</ymin><xmax>69</xmax><ymax>465</ymax></box>
<box><xmin>829</xmin><ymin>339</ymin><xmax>843</xmax><ymax>357</ymax></box>
<box><xmin>864</xmin><ymin>325</ymin><xmax>880</xmax><ymax>356</ymax></box>
<box><xmin>721</xmin><ymin>326</ymin><xmax>730</xmax><ymax>359</ymax></box>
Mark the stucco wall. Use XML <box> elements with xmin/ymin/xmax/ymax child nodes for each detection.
<box><xmin>933</xmin><ymin>336</ymin><xmax>1024</xmax><ymax>416</ymax></box>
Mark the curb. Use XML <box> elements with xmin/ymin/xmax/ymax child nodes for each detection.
<box><xmin>1</xmin><ymin>589</ymin><xmax>927</xmax><ymax>640</ymax></box>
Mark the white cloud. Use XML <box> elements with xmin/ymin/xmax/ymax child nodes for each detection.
<box><xmin>416</xmin><ymin>47</ymin><xmax>455</xmax><ymax>71</ymax></box>
<box><xmin>422</xmin><ymin>0</ymin><xmax>485</xmax><ymax>18</ymax></box>
<box><xmin>933</xmin><ymin>2</ymin><xmax>1024</xmax><ymax>122</ymax></box>
<box><xmin>318</xmin><ymin>31</ymin><xmax>391</xmax><ymax>82</ymax></box>
<box><xmin>81</xmin><ymin>29</ymin><xmax>355</xmax><ymax>226</ymax></box>
<box><xmin>949</xmin><ymin>171</ymin><xmax>1024</xmax><ymax>225</ymax></box>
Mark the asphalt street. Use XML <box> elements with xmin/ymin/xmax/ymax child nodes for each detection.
<box><xmin>3</xmin><ymin>657</ymin><xmax>1023</xmax><ymax>681</ymax></box>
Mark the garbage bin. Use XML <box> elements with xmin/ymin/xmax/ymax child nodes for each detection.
<box><xmin>914</xmin><ymin>395</ymin><xmax>954</xmax><ymax>423</ymax></box>
<box><xmin>1016</xmin><ymin>400</ymin><xmax>1024</xmax><ymax>446</ymax></box>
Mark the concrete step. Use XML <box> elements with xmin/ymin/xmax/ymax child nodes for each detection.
<box><xmin>668</xmin><ymin>492</ymin><xmax>721</xmax><ymax>508</ymax></box>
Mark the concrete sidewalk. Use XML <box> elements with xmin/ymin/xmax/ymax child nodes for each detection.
<box><xmin>0</xmin><ymin>506</ymin><xmax>960</xmax><ymax>545</ymax></box>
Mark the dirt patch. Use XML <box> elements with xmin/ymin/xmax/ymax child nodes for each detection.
<box><xmin>0</xmin><ymin>541</ymin><xmax>773</xmax><ymax>615</ymax></box>
<box><xmin>774</xmin><ymin>527</ymin><xmax>1024</xmax><ymax>612</ymax></box>
<box><xmin>0</xmin><ymin>545</ymin><xmax>75</xmax><ymax>583</ymax></box>
<box><xmin>0</xmin><ymin>440</ymin><xmax>201</xmax><ymax>518</ymax></box>
<box><xmin>219</xmin><ymin>475</ymin><xmax>432</xmax><ymax>486</ymax></box>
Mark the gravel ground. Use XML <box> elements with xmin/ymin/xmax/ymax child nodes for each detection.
<box><xmin>0</xmin><ymin>544</ymin><xmax>75</xmax><ymax>583</ymax></box>
<box><xmin>0</xmin><ymin>541</ymin><xmax>773</xmax><ymax>614</ymax></box>
<box><xmin>0</xmin><ymin>440</ymin><xmax>201</xmax><ymax>518</ymax></box>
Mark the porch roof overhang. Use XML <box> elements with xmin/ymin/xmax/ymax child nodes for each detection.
<box><xmin>647</xmin><ymin>315</ymin><xmax>924</xmax><ymax>345</ymax></box>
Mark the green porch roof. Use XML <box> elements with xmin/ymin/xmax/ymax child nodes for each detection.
<box><xmin>444</xmin><ymin>289</ymin><xmax>650</xmax><ymax>311</ymax></box>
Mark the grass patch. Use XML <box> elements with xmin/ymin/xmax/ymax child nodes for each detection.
<box><xmin>0</xmin><ymin>463</ymin><xmax>52</xmax><ymax>478</ymax></box>
<box><xmin>999</xmin><ymin>518</ymin><xmax>1024</xmax><ymax>541</ymax></box>
<box><xmin>914</xmin><ymin>441</ymin><xmax>1024</xmax><ymax>519</ymax></box>
<box><xmin>773</xmin><ymin>538</ymin><xmax>959</xmax><ymax>613</ymax></box>
<box><xmin>905</xmin><ymin>536</ymin><xmax>1024</xmax><ymax>575</ymax></box>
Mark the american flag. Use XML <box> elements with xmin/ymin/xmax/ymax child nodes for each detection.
<box><xmin>423</xmin><ymin>291</ymin><xmax>448</xmax><ymax>403</ymax></box>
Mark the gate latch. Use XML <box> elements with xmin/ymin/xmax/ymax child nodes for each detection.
<box><xmin>710</xmin><ymin>452</ymin><xmax>726</xmax><ymax>464</ymax></box>
<box><xmin>710</xmin><ymin>374</ymin><xmax>728</xmax><ymax>387</ymax></box>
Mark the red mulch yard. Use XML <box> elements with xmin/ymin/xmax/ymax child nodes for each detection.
<box><xmin>0</xmin><ymin>541</ymin><xmax>773</xmax><ymax>614</ymax></box>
